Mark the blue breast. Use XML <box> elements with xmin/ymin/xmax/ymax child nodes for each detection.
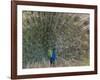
<box><xmin>51</xmin><ymin>50</ymin><xmax>56</xmax><ymax>61</ymax></box>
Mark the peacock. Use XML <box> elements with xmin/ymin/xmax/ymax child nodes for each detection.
<box><xmin>48</xmin><ymin>48</ymin><xmax>57</xmax><ymax>67</ymax></box>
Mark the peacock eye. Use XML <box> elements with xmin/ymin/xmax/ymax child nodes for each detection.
<box><xmin>83</xmin><ymin>21</ymin><xmax>89</xmax><ymax>26</ymax></box>
<box><xmin>74</xmin><ymin>16</ymin><xmax>80</xmax><ymax>21</ymax></box>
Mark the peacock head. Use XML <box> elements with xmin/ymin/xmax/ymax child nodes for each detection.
<box><xmin>52</xmin><ymin>48</ymin><xmax>56</xmax><ymax>52</ymax></box>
